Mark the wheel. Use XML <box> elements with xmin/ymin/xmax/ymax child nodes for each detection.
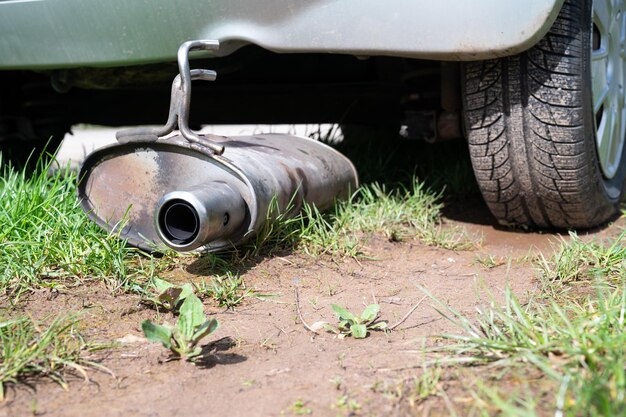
<box><xmin>462</xmin><ymin>0</ymin><xmax>626</xmax><ymax>229</ymax></box>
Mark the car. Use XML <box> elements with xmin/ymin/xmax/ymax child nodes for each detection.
<box><xmin>0</xmin><ymin>0</ymin><xmax>622</xmax><ymax>230</ymax></box>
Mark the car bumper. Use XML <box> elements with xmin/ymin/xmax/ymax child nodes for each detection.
<box><xmin>0</xmin><ymin>0</ymin><xmax>565</xmax><ymax>69</ymax></box>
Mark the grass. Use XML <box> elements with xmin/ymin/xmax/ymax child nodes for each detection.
<box><xmin>379</xmin><ymin>365</ymin><xmax>443</xmax><ymax>407</ymax></box>
<box><xmin>248</xmin><ymin>177</ymin><xmax>471</xmax><ymax>259</ymax></box>
<box><xmin>0</xmin><ymin>157</ymin><xmax>166</xmax><ymax>299</ymax></box>
<box><xmin>424</xmin><ymin>231</ymin><xmax>626</xmax><ymax>416</ymax></box>
<box><xmin>473</xmin><ymin>254</ymin><xmax>506</xmax><ymax>270</ymax></box>
<box><xmin>537</xmin><ymin>231</ymin><xmax>626</xmax><ymax>296</ymax></box>
<box><xmin>0</xmin><ymin>314</ymin><xmax>104</xmax><ymax>401</ymax></box>
<box><xmin>335</xmin><ymin>181</ymin><xmax>470</xmax><ymax>250</ymax></box>
<box><xmin>194</xmin><ymin>272</ymin><xmax>255</xmax><ymax>309</ymax></box>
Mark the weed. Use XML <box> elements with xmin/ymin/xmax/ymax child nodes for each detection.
<box><xmin>142</xmin><ymin>277</ymin><xmax>194</xmax><ymax>312</ymax></box>
<box><xmin>474</xmin><ymin>254</ymin><xmax>505</xmax><ymax>270</ymax></box>
<box><xmin>286</xmin><ymin>399</ymin><xmax>312</xmax><ymax>415</ymax></box>
<box><xmin>407</xmin><ymin>365</ymin><xmax>442</xmax><ymax>406</ymax></box>
<box><xmin>250</xmin><ymin>195</ymin><xmax>302</xmax><ymax>257</ymax></box>
<box><xmin>333</xmin><ymin>394</ymin><xmax>362</xmax><ymax>414</ymax></box>
<box><xmin>296</xmin><ymin>203</ymin><xmax>362</xmax><ymax>258</ymax></box>
<box><xmin>330</xmin><ymin>376</ymin><xmax>343</xmax><ymax>390</ymax></box>
<box><xmin>325</xmin><ymin>304</ymin><xmax>388</xmax><ymax>339</ymax></box>
<box><xmin>372</xmin><ymin>364</ymin><xmax>442</xmax><ymax>408</ymax></box>
<box><xmin>242</xmin><ymin>379</ymin><xmax>255</xmax><ymax>387</ymax></box>
<box><xmin>537</xmin><ymin>231</ymin><xmax>626</xmax><ymax>295</ymax></box>
<box><xmin>142</xmin><ymin>293</ymin><xmax>219</xmax><ymax>362</ymax></box>
<box><xmin>249</xmin><ymin>194</ymin><xmax>361</xmax><ymax>259</ymax></box>
<box><xmin>336</xmin><ymin>180</ymin><xmax>466</xmax><ymax>250</ymax></box>
<box><xmin>0</xmin><ymin>315</ymin><xmax>103</xmax><ymax>401</ymax></box>
<box><xmin>195</xmin><ymin>272</ymin><xmax>253</xmax><ymax>309</ymax></box>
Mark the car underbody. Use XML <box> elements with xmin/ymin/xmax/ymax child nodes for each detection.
<box><xmin>0</xmin><ymin>48</ymin><xmax>457</xmax><ymax>142</ymax></box>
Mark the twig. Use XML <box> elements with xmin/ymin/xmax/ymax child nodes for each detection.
<box><xmin>389</xmin><ymin>295</ymin><xmax>428</xmax><ymax>330</ymax></box>
<box><xmin>295</xmin><ymin>287</ymin><xmax>318</xmax><ymax>334</ymax></box>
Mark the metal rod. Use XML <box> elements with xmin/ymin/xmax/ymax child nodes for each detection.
<box><xmin>115</xmin><ymin>40</ymin><xmax>224</xmax><ymax>155</ymax></box>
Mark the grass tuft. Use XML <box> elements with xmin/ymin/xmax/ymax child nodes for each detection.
<box><xmin>538</xmin><ymin>231</ymin><xmax>626</xmax><ymax>295</ymax></box>
<box><xmin>337</xmin><ymin>181</ymin><xmax>470</xmax><ymax>250</ymax></box>
<box><xmin>0</xmin><ymin>158</ymin><xmax>165</xmax><ymax>298</ymax></box>
<box><xmin>423</xmin><ymin>232</ymin><xmax>626</xmax><ymax>416</ymax></box>
<box><xmin>249</xmin><ymin>178</ymin><xmax>472</xmax><ymax>258</ymax></box>
<box><xmin>0</xmin><ymin>314</ymin><xmax>104</xmax><ymax>401</ymax></box>
<box><xmin>194</xmin><ymin>272</ymin><xmax>255</xmax><ymax>309</ymax></box>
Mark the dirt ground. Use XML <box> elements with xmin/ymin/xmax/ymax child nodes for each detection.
<box><xmin>1</xmin><ymin>195</ymin><xmax>623</xmax><ymax>417</ymax></box>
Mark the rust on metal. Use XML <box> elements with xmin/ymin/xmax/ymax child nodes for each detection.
<box><xmin>78</xmin><ymin>134</ymin><xmax>358</xmax><ymax>252</ymax></box>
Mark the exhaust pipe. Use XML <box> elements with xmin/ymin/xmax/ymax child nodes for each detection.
<box><xmin>155</xmin><ymin>183</ymin><xmax>246</xmax><ymax>251</ymax></box>
<box><xmin>77</xmin><ymin>40</ymin><xmax>357</xmax><ymax>252</ymax></box>
<box><xmin>78</xmin><ymin>134</ymin><xmax>358</xmax><ymax>252</ymax></box>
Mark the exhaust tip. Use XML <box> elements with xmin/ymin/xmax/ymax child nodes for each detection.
<box><xmin>155</xmin><ymin>184</ymin><xmax>247</xmax><ymax>252</ymax></box>
<box><xmin>158</xmin><ymin>199</ymin><xmax>200</xmax><ymax>246</ymax></box>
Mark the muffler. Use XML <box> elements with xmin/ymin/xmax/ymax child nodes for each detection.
<box><xmin>77</xmin><ymin>41</ymin><xmax>358</xmax><ymax>253</ymax></box>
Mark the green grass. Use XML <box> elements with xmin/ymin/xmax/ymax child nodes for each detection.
<box><xmin>0</xmin><ymin>158</ymin><xmax>165</xmax><ymax>299</ymax></box>
<box><xmin>194</xmin><ymin>272</ymin><xmax>255</xmax><ymax>309</ymax></box>
<box><xmin>333</xmin><ymin>181</ymin><xmax>470</xmax><ymax>250</ymax></box>
<box><xmin>249</xmin><ymin>177</ymin><xmax>471</xmax><ymax>259</ymax></box>
<box><xmin>0</xmin><ymin>314</ymin><xmax>104</xmax><ymax>401</ymax></box>
<box><xmin>425</xmin><ymin>232</ymin><xmax>626</xmax><ymax>416</ymax></box>
<box><xmin>537</xmin><ymin>231</ymin><xmax>626</xmax><ymax>296</ymax></box>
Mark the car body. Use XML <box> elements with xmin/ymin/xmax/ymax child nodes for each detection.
<box><xmin>0</xmin><ymin>0</ymin><xmax>564</xmax><ymax>69</ymax></box>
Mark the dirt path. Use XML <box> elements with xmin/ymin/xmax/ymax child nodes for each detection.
<box><xmin>3</xmin><ymin>192</ymin><xmax>624</xmax><ymax>417</ymax></box>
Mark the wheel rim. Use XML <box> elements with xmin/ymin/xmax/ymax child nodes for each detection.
<box><xmin>592</xmin><ymin>0</ymin><xmax>626</xmax><ymax>179</ymax></box>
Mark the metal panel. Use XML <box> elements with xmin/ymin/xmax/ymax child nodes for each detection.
<box><xmin>0</xmin><ymin>0</ymin><xmax>565</xmax><ymax>69</ymax></box>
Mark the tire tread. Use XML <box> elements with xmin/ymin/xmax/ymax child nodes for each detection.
<box><xmin>463</xmin><ymin>0</ymin><xmax>620</xmax><ymax>228</ymax></box>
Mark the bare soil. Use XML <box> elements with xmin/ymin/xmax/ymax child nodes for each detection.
<box><xmin>2</xmin><ymin>199</ymin><xmax>623</xmax><ymax>417</ymax></box>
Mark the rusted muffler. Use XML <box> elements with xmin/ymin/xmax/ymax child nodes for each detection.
<box><xmin>78</xmin><ymin>134</ymin><xmax>357</xmax><ymax>252</ymax></box>
<box><xmin>77</xmin><ymin>41</ymin><xmax>357</xmax><ymax>252</ymax></box>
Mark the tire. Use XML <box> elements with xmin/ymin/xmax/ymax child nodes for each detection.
<box><xmin>462</xmin><ymin>0</ymin><xmax>626</xmax><ymax>229</ymax></box>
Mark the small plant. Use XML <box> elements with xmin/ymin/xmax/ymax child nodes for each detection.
<box><xmin>333</xmin><ymin>394</ymin><xmax>362</xmax><ymax>414</ymax></box>
<box><xmin>407</xmin><ymin>365</ymin><xmax>442</xmax><ymax>406</ymax></box>
<box><xmin>286</xmin><ymin>399</ymin><xmax>312</xmax><ymax>415</ymax></box>
<box><xmin>141</xmin><ymin>293</ymin><xmax>219</xmax><ymax>361</ymax></box>
<box><xmin>326</xmin><ymin>304</ymin><xmax>388</xmax><ymax>339</ymax></box>
<box><xmin>142</xmin><ymin>277</ymin><xmax>194</xmax><ymax>312</ymax></box>
<box><xmin>195</xmin><ymin>273</ymin><xmax>252</xmax><ymax>309</ymax></box>
<box><xmin>474</xmin><ymin>254</ymin><xmax>505</xmax><ymax>269</ymax></box>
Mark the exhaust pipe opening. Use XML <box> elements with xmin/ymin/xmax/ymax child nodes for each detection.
<box><xmin>155</xmin><ymin>183</ymin><xmax>248</xmax><ymax>251</ymax></box>
<box><xmin>159</xmin><ymin>199</ymin><xmax>200</xmax><ymax>245</ymax></box>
